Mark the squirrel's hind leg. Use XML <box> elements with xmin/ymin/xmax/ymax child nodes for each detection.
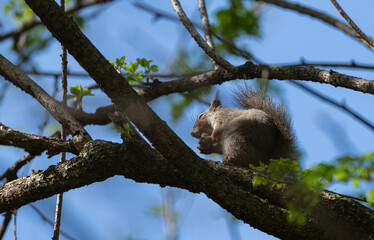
<box><xmin>222</xmin><ymin>132</ymin><xmax>267</xmax><ymax>167</ymax></box>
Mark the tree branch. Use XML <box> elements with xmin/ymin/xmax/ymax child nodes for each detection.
<box><xmin>140</xmin><ymin>62</ymin><xmax>374</xmax><ymax>101</ymax></box>
<box><xmin>0</xmin><ymin>123</ymin><xmax>77</xmax><ymax>156</ymax></box>
<box><xmin>0</xmin><ymin>154</ymin><xmax>35</xmax><ymax>182</ymax></box>
<box><xmin>198</xmin><ymin>0</ymin><xmax>218</xmax><ymax>70</ymax></box>
<box><xmin>278</xmin><ymin>59</ymin><xmax>374</xmax><ymax>70</ymax></box>
<box><xmin>0</xmin><ymin>0</ymin><xmax>113</xmax><ymax>42</ymax></box>
<box><xmin>170</xmin><ymin>0</ymin><xmax>235</xmax><ymax>72</ymax></box>
<box><xmin>287</xmin><ymin>81</ymin><xmax>374</xmax><ymax>132</ymax></box>
<box><xmin>255</xmin><ymin>0</ymin><xmax>374</xmax><ymax>51</ymax></box>
<box><xmin>29</xmin><ymin>204</ymin><xmax>76</xmax><ymax>240</ymax></box>
<box><xmin>24</xmin><ymin>0</ymin><xmax>211</xmax><ymax>184</ymax></box>
<box><xmin>330</xmin><ymin>0</ymin><xmax>374</xmax><ymax>49</ymax></box>
<box><xmin>0</xmin><ymin>212</ymin><xmax>12</xmax><ymax>240</ymax></box>
<box><xmin>133</xmin><ymin>1</ymin><xmax>255</xmax><ymax>61</ymax></box>
<box><xmin>0</xmin><ymin>140</ymin><xmax>373</xmax><ymax>240</ymax></box>
<box><xmin>0</xmin><ymin>54</ymin><xmax>92</xmax><ymax>150</ymax></box>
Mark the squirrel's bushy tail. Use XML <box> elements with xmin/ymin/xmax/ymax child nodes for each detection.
<box><xmin>233</xmin><ymin>86</ymin><xmax>297</xmax><ymax>160</ymax></box>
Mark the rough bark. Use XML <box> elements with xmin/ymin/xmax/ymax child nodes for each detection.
<box><xmin>0</xmin><ymin>123</ymin><xmax>76</xmax><ymax>156</ymax></box>
<box><xmin>24</xmin><ymin>0</ymin><xmax>210</xmax><ymax>184</ymax></box>
<box><xmin>1</xmin><ymin>1</ymin><xmax>371</xmax><ymax>239</ymax></box>
<box><xmin>0</xmin><ymin>140</ymin><xmax>373</xmax><ymax>240</ymax></box>
<box><xmin>141</xmin><ymin>63</ymin><xmax>374</xmax><ymax>100</ymax></box>
<box><xmin>0</xmin><ymin>54</ymin><xmax>91</xmax><ymax>150</ymax></box>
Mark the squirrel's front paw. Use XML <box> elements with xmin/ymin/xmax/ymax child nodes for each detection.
<box><xmin>198</xmin><ymin>136</ymin><xmax>215</xmax><ymax>154</ymax></box>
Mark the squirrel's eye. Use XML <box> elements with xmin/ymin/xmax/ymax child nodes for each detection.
<box><xmin>198</xmin><ymin>113</ymin><xmax>204</xmax><ymax>120</ymax></box>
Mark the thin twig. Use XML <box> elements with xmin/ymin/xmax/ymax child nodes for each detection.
<box><xmin>0</xmin><ymin>212</ymin><xmax>12</xmax><ymax>240</ymax></box>
<box><xmin>169</xmin><ymin>0</ymin><xmax>235</xmax><ymax>72</ymax></box>
<box><xmin>330</xmin><ymin>0</ymin><xmax>374</xmax><ymax>49</ymax></box>
<box><xmin>0</xmin><ymin>54</ymin><xmax>92</xmax><ymax>150</ymax></box>
<box><xmin>198</xmin><ymin>0</ymin><xmax>218</xmax><ymax>70</ymax></box>
<box><xmin>13</xmin><ymin>210</ymin><xmax>17</xmax><ymax>240</ymax></box>
<box><xmin>53</xmin><ymin>1</ymin><xmax>68</xmax><ymax>239</ymax></box>
<box><xmin>278</xmin><ymin>59</ymin><xmax>374</xmax><ymax>70</ymax></box>
<box><xmin>133</xmin><ymin>1</ymin><xmax>258</xmax><ymax>62</ymax></box>
<box><xmin>255</xmin><ymin>0</ymin><xmax>374</xmax><ymax>51</ymax></box>
<box><xmin>29</xmin><ymin>204</ymin><xmax>76</xmax><ymax>240</ymax></box>
<box><xmin>0</xmin><ymin>154</ymin><xmax>35</xmax><ymax>181</ymax></box>
<box><xmin>288</xmin><ymin>80</ymin><xmax>374</xmax><ymax>132</ymax></box>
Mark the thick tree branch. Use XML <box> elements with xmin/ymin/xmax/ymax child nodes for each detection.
<box><xmin>255</xmin><ymin>0</ymin><xmax>374</xmax><ymax>51</ymax></box>
<box><xmin>0</xmin><ymin>140</ymin><xmax>373</xmax><ymax>240</ymax></box>
<box><xmin>64</xmin><ymin>60</ymin><xmax>374</xmax><ymax>128</ymax></box>
<box><xmin>25</xmin><ymin>0</ymin><xmax>225</xmax><ymax>183</ymax></box>
<box><xmin>0</xmin><ymin>0</ymin><xmax>113</xmax><ymax>42</ymax></box>
<box><xmin>67</xmin><ymin>104</ymin><xmax>115</xmax><ymax>126</ymax></box>
<box><xmin>170</xmin><ymin>0</ymin><xmax>235</xmax><ymax>72</ymax></box>
<box><xmin>0</xmin><ymin>54</ymin><xmax>91</xmax><ymax>150</ymax></box>
<box><xmin>19</xmin><ymin>2</ymin><xmax>374</xmax><ymax>239</ymax></box>
<box><xmin>0</xmin><ymin>123</ymin><xmax>77</xmax><ymax>156</ymax></box>
<box><xmin>140</xmin><ymin>62</ymin><xmax>374</xmax><ymax>101</ymax></box>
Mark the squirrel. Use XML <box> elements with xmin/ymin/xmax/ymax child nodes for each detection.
<box><xmin>191</xmin><ymin>87</ymin><xmax>297</xmax><ymax>167</ymax></box>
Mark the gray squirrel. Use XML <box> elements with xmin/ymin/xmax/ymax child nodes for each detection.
<box><xmin>191</xmin><ymin>88</ymin><xmax>297</xmax><ymax>167</ymax></box>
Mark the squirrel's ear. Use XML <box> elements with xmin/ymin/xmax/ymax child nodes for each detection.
<box><xmin>210</xmin><ymin>91</ymin><xmax>222</xmax><ymax>109</ymax></box>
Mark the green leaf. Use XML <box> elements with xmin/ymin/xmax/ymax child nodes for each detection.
<box><xmin>70</xmin><ymin>84</ymin><xmax>82</xmax><ymax>95</ymax></box>
<box><xmin>149</xmin><ymin>65</ymin><xmax>159</xmax><ymax>72</ymax></box>
<box><xmin>295</xmin><ymin>214</ymin><xmax>306</xmax><ymax>226</ymax></box>
<box><xmin>4</xmin><ymin>4</ymin><xmax>10</xmax><ymax>13</ymax></box>
<box><xmin>252</xmin><ymin>176</ymin><xmax>267</xmax><ymax>188</ymax></box>
<box><xmin>352</xmin><ymin>178</ymin><xmax>360</xmax><ymax>188</ymax></box>
<box><xmin>137</xmin><ymin>58</ymin><xmax>150</xmax><ymax>68</ymax></box>
<box><xmin>367</xmin><ymin>190</ymin><xmax>374</xmax><ymax>204</ymax></box>
<box><xmin>115</xmin><ymin>58</ymin><xmax>121</xmax><ymax>68</ymax></box>
<box><xmin>119</xmin><ymin>56</ymin><xmax>126</xmax><ymax>65</ymax></box>
<box><xmin>118</xmin><ymin>123</ymin><xmax>131</xmax><ymax>139</ymax></box>
<box><xmin>252</xmin><ymin>176</ymin><xmax>262</xmax><ymax>188</ymax></box>
<box><xmin>67</xmin><ymin>94</ymin><xmax>75</xmax><ymax>100</ymax></box>
<box><xmin>126</xmin><ymin>62</ymin><xmax>139</xmax><ymax>73</ymax></box>
<box><xmin>125</xmin><ymin>72</ymin><xmax>137</xmax><ymax>84</ymax></box>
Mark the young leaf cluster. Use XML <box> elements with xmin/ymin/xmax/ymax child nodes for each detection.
<box><xmin>250</xmin><ymin>158</ymin><xmax>300</xmax><ymax>189</ymax></box>
<box><xmin>117</xmin><ymin>123</ymin><xmax>131</xmax><ymax>139</ymax></box>
<box><xmin>109</xmin><ymin>56</ymin><xmax>159</xmax><ymax>85</ymax></box>
<box><xmin>250</xmin><ymin>153</ymin><xmax>374</xmax><ymax>225</ymax></box>
<box><xmin>67</xmin><ymin>84</ymin><xmax>94</xmax><ymax>111</ymax></box>
<box><xmin>213</xmin><ymin>0</ymin><xmax>260</xmax><ymax>41</ymax></box>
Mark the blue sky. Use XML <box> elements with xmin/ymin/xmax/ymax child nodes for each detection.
<box><xmin>0</xmin><ymin>0</ymin><xmax>374</xmax><ymax>239</ymax></box>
